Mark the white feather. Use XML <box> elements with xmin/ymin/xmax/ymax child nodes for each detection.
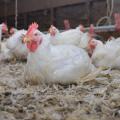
<box><xmin>25</xmin><ymin>31</ymin><xmax>94</xmax><ymax>84</ymax></box>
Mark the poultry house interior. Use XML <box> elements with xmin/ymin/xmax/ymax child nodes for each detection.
<box><xmin>0</xmin><ymin>0</ymin><xmax>120</xmax><ymax>120</ymax></box>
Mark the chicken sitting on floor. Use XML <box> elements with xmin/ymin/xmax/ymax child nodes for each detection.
<box><xmin>0</xmin><ymin>23</ymin><xmax>8</xmax><ymax>52</ymax></box>
<box><xmin>23</xmin><ymin>22</ymin><xmax>95</xmax><ymax>85</ymax></box>
<box><xmin>48</xmin><ymin>24</ymin><xmax>104</xmax><ymax>54</ymax></box>
<box><xmin>91</xmin><ymin>37</ymin><xmax>120</xmax><ymax>69</ymax></box>
<box><xmin>0</xmin><ymin>23</ymin><xmax>12</xmax><ymax>62</ymax></box>
<box><xmin>87</xmin><ymin>14</ymin><xmax>120</xmax><ymax>69</ymax></box>
<box><xmin>6</xmin><ymin>29</ymin><xmax>28</xmax><ymax>60</ymax></box>
<box><xmin>0</xmin><ymin>29</ymin><xmax>28</xmax><ymax>62</ymax></box>
<box><xmin>48</xmin><ymin>24</ymin><xmax>84</xmax><ymax>46</ymax></box>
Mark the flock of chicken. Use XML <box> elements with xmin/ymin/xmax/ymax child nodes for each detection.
<box><xmin>0</xmin><ymin>13</ymin><xmax>120</xmax><ymax>85</ymax></box>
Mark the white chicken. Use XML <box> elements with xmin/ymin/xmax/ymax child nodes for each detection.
<box><xmin>85</xmin><ymin>24</ymin><xmax>103</xmax><ymax>57</ymax></box>
<box><xmin>0</xmin><ymin>23</ymin><xmax>11</xmax><ymax>61</ymax></box>
<box><xmin>6</xmin><ymin>29</ymin><xmax>28</xmax><ymax>60</ymax></box>
<box><xmin>0</xmin><ymin>23</ymin><xmax>8</xmax><ymax>39</ymax></box>
<box><xmin>90</xmin><ymin>36</ymin><xmax>120</xmax><ymax>69</ymax></box>
<box><xmin>79</xmin><ymin>25</ymin><xmax>103</xmax><ymax>50</ymax></box>
<box><xmin>85</xmin><ymin>15</ymin><xmax>120</xmax><ymax>69</ymax></box>
<box><xmin>49</xmin><ymin>24</ymin><xmax>103</xmax><ymax>54</ymax></box>
<box><xmin>23</xmin><ymin>23</ymin><xmax>95</xmax><ymax>85</ymax></box>
<box><xmin>49</xmin><ymin>25</ymin><xmax>84</xmax><ymax>46</ymax></box>
<box><xmin>0</xmin><ymin>23</ymin><xmax>8</xmax><ymax>51</ymax></box>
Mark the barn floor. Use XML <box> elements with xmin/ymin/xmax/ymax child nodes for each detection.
<box><xmin>0</xmin><ymin>61</ymin><xmax>120</xmax><ymax>120</ymax></box>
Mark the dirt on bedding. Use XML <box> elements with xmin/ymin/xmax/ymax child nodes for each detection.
<box><xmin>0</xmin><ymin>61</ymin><xmax>120</xmax><ymax>120</ymax></box>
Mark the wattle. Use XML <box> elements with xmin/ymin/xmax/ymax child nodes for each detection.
<box><xmin>90</xmin><ymin>44</ymin><xmax>96</xmax><ymax>49</ymax></box>
<box><xmin>27</xmin><ymin>41</ymin><xmax>39</xmax><ymax>52</ymax></box>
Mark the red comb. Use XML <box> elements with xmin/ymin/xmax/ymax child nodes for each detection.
<box><xmin>114</xmin><ymin>13</ymin><xmax>120</xmax><ymax>31</ymax></box>
<box><xmin>26</xmin><ymin>22</ymin><xmax>39</xmax><ymax>35</ymax></box>
<box><xmin>88</xmin><ymin>24</ymin><xmax>95</xmax><ymax>43</ymax></box>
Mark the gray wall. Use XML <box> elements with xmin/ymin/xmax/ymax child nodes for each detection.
<box><xmin>0</xmin><ymin>0</ymin><xmax>91</xmax><ymax>16</ymax></box>
<box><xmin>0</xmin><ymin>0</ymin><xmax>119</xmax><ymax>30</ymax></box>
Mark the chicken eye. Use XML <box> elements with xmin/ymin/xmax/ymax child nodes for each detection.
<box><xmin>92</xmin><ymin>41</ymin><xmax>95</xmax><ymax>44</ymax></box>
<box><xmin>34</xmin><ymin>33</ymin><xmax>38</xmax><ymax>36</ymax></box>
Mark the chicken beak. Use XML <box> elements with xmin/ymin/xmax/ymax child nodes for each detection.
<box><xmin>23</xmin><ymin>35</ymin><xmax>31</xmax><ymax>43</ymax></box>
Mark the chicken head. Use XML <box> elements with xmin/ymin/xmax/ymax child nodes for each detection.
<box><xmin>79</xmin><ymin>24</ymin><xmax>85</xmax><ymax>32</ymax></box>
<box><xmin>63</xmin><ymin>19</ymin><xmax>71</xmax><ymax>30</ymax></box>
<box><xmin>87</xmin><ymin>24</ymin><xmax>103</xmax><ymax>56</ymax></box>
<box><xmin>23</xmin><ymin>22</ymin><xmax>42</xmax><ymax>52</ymax></box>
<box><xmin>2</xmin><ymin>23</ymin><xmax>8</xmax><ymax>33</ymax></box>
<box><xmin>49</xmin><ymin>25</ymin><xmax>58</xmax><ymax>36</ymax></box>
